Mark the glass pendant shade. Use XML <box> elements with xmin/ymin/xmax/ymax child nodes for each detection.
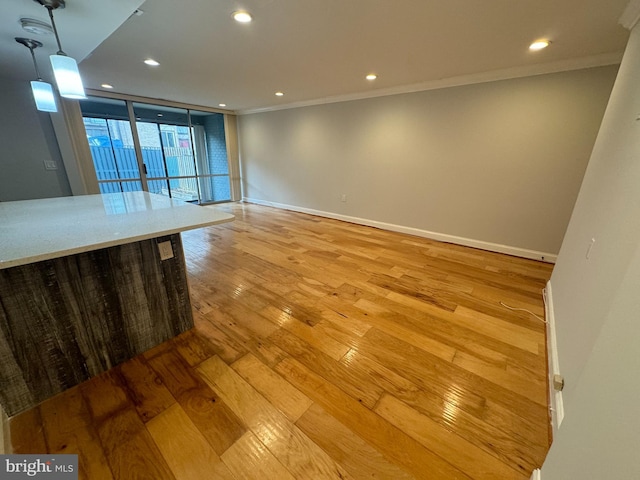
<box><xmin>30</xmin><ymin>80</ymin><xmax>57</xmax><ymax>112</ymax></box>
<box><xmin>50</xmin><ymin>54</ymin><xmax>86</xmax><ymax>99</ymax></box>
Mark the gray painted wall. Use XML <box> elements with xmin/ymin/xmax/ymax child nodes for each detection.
<box><xmin>540</xmin><ymin>25</ymin><xmax>640</xmax><ymax>479</ymax></box>
<box><xmin>0</xmin><ymin>76</ymin><xmax>71</xmax><ymax>201</ymax></box>
<box><xmin>238</xmin><ymin>66</ymin><xmax>617</xmax><ymax>257</ymax></box>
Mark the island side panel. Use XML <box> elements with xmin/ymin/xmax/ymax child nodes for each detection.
<box><xmin>0</xmin><ymin>233</ymin><xmax>193</xmax><ymax>416</ymax></box>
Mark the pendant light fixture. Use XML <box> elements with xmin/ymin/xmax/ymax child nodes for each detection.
<box><xmin>35</xmin><ymin>0</ymin><xmax>86</xmax><ymax>99</ymax></box>
<box><xmin>15</xmin><ymin>37</ymin><xmax>57</xmax><ymax>112</ymax></box>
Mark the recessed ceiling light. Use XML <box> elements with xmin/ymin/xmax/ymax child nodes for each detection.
<box><xmin>233</xmin><ymin>11</ymin><xmax>252</xmax><ymax>23</ymax></box>
<box><xmin>366</xmin><ymin>74</ymin><xmax>378</xmax><ymax>81</ymax></box>
<box><xmin>275</xmin><ymin>91</ymin><xmax>284</xmax><ymax>97</ymax></box>
<box><xmin>529</xmin><ymin>40</ymin><xmax>550</xmax><ymax>51</ymax></box>
<box><xmin>219</xmin><ymin>103</ymin><xmax>227</xmax><ymax>107</ymax></box>
<box><xmin>157</xmin><ymin>113</ymin><xmax>163</xmax><ymax>117</ymax></box>
<box><xmin>144</xmin><ymin>58</ymin><xmax>160</xmax><ymax>66</ymax></box>
<box><xmin>101</xmin><ymin>83</ymin><xmax>114</xmax><ymax>89</ymax></box>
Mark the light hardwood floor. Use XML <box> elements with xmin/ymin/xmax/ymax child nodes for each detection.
<box><xmin>10</xmin><ymin>202</ymin><xmax>553</xmax><ymax>479</ymax></box>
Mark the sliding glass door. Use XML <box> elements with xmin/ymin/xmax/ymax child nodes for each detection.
<box><xmin>132</xmin><ymin>103</ymin><xmax>199</xmax><ymax>202</ymax></box>
<box><xmin>81</xmin><ymin>98</ymin><xmax>144</xmax><ymax>194</ymax></box>
<box><xmin>80</xmin><ymin>96</ymin><xmax>231</xmax><ymax>204</ymax></box>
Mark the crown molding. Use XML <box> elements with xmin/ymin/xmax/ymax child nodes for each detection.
<box><xmin>237</xmin><ymin>53</ymin><xmax>622</xmax><ymax>115</ymax></box>
<box><xmin>620</xmin><ymin>0</ymin><xmax>640</xmax><ymax>30</ymax></box>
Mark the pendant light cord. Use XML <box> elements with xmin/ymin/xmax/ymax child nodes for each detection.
<box><xmin>27</xmin><ymin>46</ymin><xmax>43</xmax><ymax>81</ymax></box>
<box><xmin>46</xmin><ymin>6</ymin><xmax>66</xmax><ymax>56</ymax></box>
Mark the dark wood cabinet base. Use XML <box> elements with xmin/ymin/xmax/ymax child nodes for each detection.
<box><xmin>0</xmin><ymin>234</ymin><xmax>193</xmax><ymax>416</ymax></box>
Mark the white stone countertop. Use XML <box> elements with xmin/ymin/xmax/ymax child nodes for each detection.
<box><xmin>0</xmin><ymin>192</ymin><xmax>234</xmax><ymax>269</ymax></box>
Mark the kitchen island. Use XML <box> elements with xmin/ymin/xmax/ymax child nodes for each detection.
<box><xmin>0</xmin><ymin>192</ymin><xmax>233</xmax><ymax>416</ymax></box>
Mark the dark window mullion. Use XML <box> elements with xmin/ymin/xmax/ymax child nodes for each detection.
<box><xmin>106</xmin><ymin>120</ymin><xmax>128</xmax><ymax>186</ymax></box>
<box><xmin>156</xmin><ymin>123</ymin><xmax>172</xmax><ymax>198</ymax></box>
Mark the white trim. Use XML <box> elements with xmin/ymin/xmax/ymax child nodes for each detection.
<box><xmin>237</xmin><ymin>54</ymin><xmax>621</xmax><ymax>115</ymax></box>
<box><xmin>544</xmin><ymin>281</ymin><xmax>565</xmax><ymax>432</ymax></box>
<box><xmin>530</xmin><ymin>468</ymin><xmax>541</xmax><ymax>480</ymax></box>
<box><xmin>243</xmin><ymin>197</ymin><xmax>557</xmax><ymax>263</ymax></box>
<box><xmin>620</xmin><ymin>0</ymin><xmax>640</xmax><ymax>30</ymax></box>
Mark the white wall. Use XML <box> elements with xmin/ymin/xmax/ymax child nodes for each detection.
<box><xmin>238</xmin><ymin>66</ymin><xmax>617</xmax><ymax>258</ymax></box>
<box><xmin>540</xmin><ymin>24</ymin><xmax>640</xmax><ymax>479</ymax></box>
<box><xmin>0</xmin><ymin>76</ymin><xmax>72</xmax><ymax>201</ymax></box>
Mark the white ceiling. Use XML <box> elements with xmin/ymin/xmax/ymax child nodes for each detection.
<box><xmin>1</xmin><ymin>0</ymin><xmax>633</xmax><ymax>113</ymax></box>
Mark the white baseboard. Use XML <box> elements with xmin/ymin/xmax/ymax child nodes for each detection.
<box><xmin>531</xmin><ymin>468</ymin><xmax>541</xmax><ymax>480</ymax></box>
<box><xmin>243</xmin><ymin>197</ymin><xmax>557</xmax><ymax>263</ymax></box>
<box><xmin>544</xmin><ymin>281</ymin><xmax>564</xmax><ymax>433</ymax></box>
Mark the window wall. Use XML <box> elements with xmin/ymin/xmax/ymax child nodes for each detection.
<box><xmin>80</xmin><ymin>98</ymin><xmax>143</xmax><ymax>194</ymax></box>
<box><xmin>80</xmin><ymin>96</ymin><xmax>232</xmax><ymax>204</ymax></box>
<box><xmin>191</xmin><ymin>110</ymin><xmax>232</xmax><ymax>203</ymax></box>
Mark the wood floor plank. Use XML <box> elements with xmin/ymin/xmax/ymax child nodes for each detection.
<box><xmin>146</xmin><ymin>403</ymin><xmax>235</xmax><ymax>480</ymax></box>
<box><xmin>367</xmin><ymin>272</ymin><xmax>459</xmax><ymax>312</ymax></box>
<box><xmin>49</xmin><ymin>424</ymin><xmax>113</xmax><ymax>480</ymax></box>
<box><xmin>416</xmin><ymin>253</ymin><xmax>545</xmax><ymax>296</ymax></box>
<box><xmin>314</xmin><ymin>322</ymin><xmax>489</xmax><ymax>418</ymax></box>
<box><xmin>172</xmin><ymin>329</ymin><xmax>221</xmax><ymax>367</ymax></box>
<box><xmin>10</xmin><ymin>406</ymin><xmax>47</xmax><ymax>454</ymax></box>
<box><xmin>80</xmin><ymin>370</ymin><xmax>130</xmax><ymax>422</ymax></box>
<box><xmin>375</xmin><ymin>394</ymin><xmax>528</xmax><ymax>480</ymax></box>
<box><xmin>340</xmin><ymin>344</ymin><xmax>547</xmax><ymax>469</ymax></box>
<box><xmin>296</xmin><ymin>403</ymin><xmax>416</xmax><ymax>480</ymax></box>
<box><xmin>81</xmin><ymin>370</ymin><xmax>174</xmax><ymax>480</ymax></box>
<box><xmin>452</xmin><ymin>306</ymin><xmax>544</xmax><ymax>355</ymax></box>
<box><xmin>470</xmin><ymin>285</ymin><xmax>546</xmax><ymax>317</ymax></box>
<box><xmin>318</xmin><ymin>306</ymin><xmax>373</xmax><ymax>337</ymax></box>
<box><xmin>338</xmin><ymin>347</ymin><xmax>422</xmax><ymax>401</ymax></box>
<box><xmin>41</xmin><ymin>386</ymin><xmax>112</xmax><ymax>480</ymax></box>
<box><xmin>245</xmin><ymin>283</ymin><xmax>327</xmax><ymax>327</ymax></box>
<box><xmin>204</xmin><ymin>307</ymin><xmax>288</xmax><ymax>368</ymax></box>
<box><xmin>198</xmin><ymin>355</ymin><xmax>353</xmax><ymax>480</ymax></box>
<box><xmin>144</xmin><ymin>347</ymin><xmax>201</xmax><ymax>397</ymax></box>
<box><xmin>376</xmin><ymin>379</ymin><xmax>547</xmax><ymax>474</ymax></box>
<box><xmin>269</xmin><ymin>328</ymin><xmax>385</xmax><ymax>409</ymax></box>
<box><xmin>231</xmin><ymin>353</ymin><xmax>313</xmax><ymax>422</ymax></box>
<box><xmin>178</xmin><ymin>384</ymin><xmax>247</xmax><ymax>456</ymax></box>
<box><xmin>192</xmin><ymin>314</ymin><xmax>247</xmax><ymax>364</ymax></box>
<box><xmin>213</xmin><ymin>292</ymin><xmax>281</xmax><ymax>339</ymax></box>
<box><xmin>344</xmin><ymin>283</ymin><xmax>545</xmax><ymax>375</ymax></box>
<box><xmin>117</xmin><ymin>356</ymin><xmax>176</xmax><ymax>423</ymax></box>
<box><xmin>94</xmin><ymin>407</ymin><xmax>175</xmax><ymax>480</ymax></box>
<box><xmin>145</xmin><ymin>346</ymin><xmax>246</xmax><ymax>455</ymax></box>
<box><xmin>362</xmin><ymin>326</ymin><xmax>546</xmax><ymax>422</ymax></box>
<box><xmin>221</xmin><ymin>431</ymin><xmax>295</xmax><ymax>480</ymax></box>
<box><xmin>274</xmin><ymin>356</ymin><xmax>473</xmax><ymax>480</ymax></box>
<box><xmin>260</xmin><ymin>305</ymin><xmax>350</xmax><ymax>360</ymax></box>
<box><xmin>452</xmin><ymin>350</ymin><xmax>547</xmax><ymax>406</ymax></box>
<box><xmin>352</xmin><ymin>297</ymin><xmax>457</xmax><ymax>361</ymax></box>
